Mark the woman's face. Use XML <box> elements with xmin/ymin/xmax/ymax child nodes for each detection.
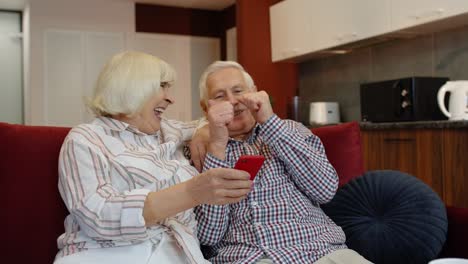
<box><xmin>118</xmin><ymin>83</ymin><xmax>174</xmax><ymax>135</ymax></box>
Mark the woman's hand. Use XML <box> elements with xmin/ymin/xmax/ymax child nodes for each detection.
<box><xmin>186</xmin><ymin>168</ymin><xmax>252</xmax><ymax>205</ymax></box>
<box><xmin>189</xmin><ymin>124</ymin><xmax>209</xmax><ymax>172</ymax></box>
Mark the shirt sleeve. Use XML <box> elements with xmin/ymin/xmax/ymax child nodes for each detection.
<box><xmin>193</xmin><ymin>153</ymin><xmax>231</xmax><ymax>246</ymax></box>
<box><xmin>259</xmin><ymin>114</ymin><xmax>338</xmax><ymax>204</ymax></box>
<box><xmin>163</xmin><ymin>118</ymin><xmax>204</xmax><ymax>142</ymax></box>
<box><xmin>58</xmin><ymin>138</ymin><xmax>151</xmax><ymax>241</ymax></box>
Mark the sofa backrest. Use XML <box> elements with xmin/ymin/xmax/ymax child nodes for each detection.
<box><xmin>0</xmin><ymin>122</ymin><xmax>70</xmax><ymax>264</ymax></box>
<box><xmin>0</xmin><ymin>121</ymin><xmax>363</xmax><ymax>263</ymax></box>
<box><xmin>311</xmin><ymin>121</ymin><xmax>364</xmax><ymax>187</ymax></box>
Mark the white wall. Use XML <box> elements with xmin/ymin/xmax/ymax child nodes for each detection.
<box><xmin>26</xmin><ymin>0</ymin><xmax>135</xmax><ymax>125</ymax></box>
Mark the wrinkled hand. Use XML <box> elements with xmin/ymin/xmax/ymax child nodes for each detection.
<box><xmin>186</xmin><ymin>168</ymin><xmax>252</xmax><ymax>205</ymax></box>
<box><xmin>238</xmin><ymin>91</ymin><xmax>274</xmax><ymax>124</ymax></box>
<box><xmin>189</xmin><ymin>124</ymin><xmax>209</xmax><ymax>172</ymax></box>
<box><xmin>206</xmin><ymin>100</ymin><xmax>233</xmax><ymax>159</ymax></box>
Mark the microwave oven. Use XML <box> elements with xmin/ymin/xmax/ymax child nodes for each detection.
<box><xmin>360</xmin><ymin>77</ymin><xmax>449</xmax><ymax>122</ymax></box>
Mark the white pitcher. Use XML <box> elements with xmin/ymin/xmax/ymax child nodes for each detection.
<box><xmin>437</xmin><ymin>81</ymin><xmax>468</xmax><ymax>121</ymax></box>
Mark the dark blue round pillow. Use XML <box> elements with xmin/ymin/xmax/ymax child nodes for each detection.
<box><xmin>322</xmin><ymin>170</ymin><xmax>447</xmax><ymax>264</ymax></box>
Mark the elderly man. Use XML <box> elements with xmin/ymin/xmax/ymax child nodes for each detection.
<box><xmin>194</xmin><ymin>61</ymin><xmax>372</xmax><ymax>264</ymax></box>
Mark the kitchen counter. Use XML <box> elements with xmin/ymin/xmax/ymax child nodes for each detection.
<box><xmin>360</xmin><ymin>120</ymin><xmax>468</xmax><ymax>130</ymax></box>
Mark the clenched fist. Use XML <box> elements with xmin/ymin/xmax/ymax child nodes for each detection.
<box><xmin>185</xmin><ymin>168</ymin><xmax>252</xmax><ymax>205</ymax></box>
<box><xmin>238</xmin><ymin>91</ymin><xmax>274</xmax><ymax>124</ymax></box>
<box><xmin>206</xmin><ymin>100</ymin><xmax>233</xmax><ymax>159</ymax></box>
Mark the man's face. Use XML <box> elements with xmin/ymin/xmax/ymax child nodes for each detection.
<box><xmin>204</xmin><ymin>67</ymin><xmax>256</xmax><ymax>139</ymax></box>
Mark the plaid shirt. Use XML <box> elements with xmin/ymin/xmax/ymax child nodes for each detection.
<box><xmin>194</xmin><ymin>115</ymin><xmax>347</xmax><ymax>264</ymax></box>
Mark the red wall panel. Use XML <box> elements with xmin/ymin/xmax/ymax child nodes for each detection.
<box><xmin>237</xmin><ymin>0</ymin><xmax>298</xmax><ymax>118</ymax></box>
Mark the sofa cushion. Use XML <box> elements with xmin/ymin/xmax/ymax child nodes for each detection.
<box><xmin>322</xmin><ymin>170</ymin><xmax>448</xmax><ymax>264</ymax></box>
<box><xmin>0</xmin><ymin>122</ymin><xmax>70</xmax><ymax>264</ymax></box>
<box><xmin>312</xmin><ymin>122</ymin><xmax>364</xmax><ymax>187</ymax></box>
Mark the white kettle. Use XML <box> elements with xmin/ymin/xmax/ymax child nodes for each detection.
<box><xmin>437</xmin><ymin>81</ymin><xmax>468</xmax><ymax>121</ymax></box>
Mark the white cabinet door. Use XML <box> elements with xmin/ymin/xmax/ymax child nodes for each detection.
<box><xmin>307</xmin><ymin>0</ymin><xmax>390</xmax><ymax>51</ymax></box>
<box><xmin>44</xmin><ymin>30</ymin><xmax>124</xmax><ymax>126</ymax></box>
<box><xmin>270</xmin><ymin>0</ymin><xmax>390</xmax><ymax>62</ymax></box>
<box><xmin>129</xmin><ymin>33</ymin><xmax>192</xmax><ymax>122</ymax></box>
<box><xmin>188</xmin><ymin>37</ymin><xmax>220</xmax><ymax>120</ymax></box>
<box><xmin>391</xmin><ymin>0</ymin><xmax>468</xmax><ymax>31</ymax></box>
<box><xmin>270</xmin><ymin>0</ymin><xmax>311</xmax><ymax>62</ymax></box>
<box><xmin>44</xmin><ymin>30</ymin><xmax>84</xmax><ymax>127</ymax></box>
<box><xmin>84</xmin><ymin>32</ymin><xmax>125</xmax><ymax>122</ymax></box>
<box><xmin>128</xmin><ymin>33</ymin><xmax>220</xmax><ymax>121</ymax></box>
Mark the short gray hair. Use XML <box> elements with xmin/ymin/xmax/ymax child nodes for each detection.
<box><xmin>199</xmin><ymin>61</ymin><xmax>255</xmax><ymax>105</ymax></box>
<box><xmin>88</xmin><ymin>51</ymin><xmax>176</xmax><ymax>117</ymax></box>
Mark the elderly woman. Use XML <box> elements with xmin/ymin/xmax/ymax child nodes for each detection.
<box><xmin>54</xmin><ymin>51</ymin><xmax>252</xmax><ymax>264</ymax></box>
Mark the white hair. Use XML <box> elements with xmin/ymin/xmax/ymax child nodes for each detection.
<box><xmin>198</xmin><ymin>61</ymin><xmax>255</xmax><ymax>105</ymax></box>
<box><xmin>88</xmin><ymin>50</ymin><xmax>176</xmax><ymax>117</ymax></box>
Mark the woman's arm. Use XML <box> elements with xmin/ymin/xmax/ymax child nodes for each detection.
<box><xmin>143</xmin><ymin>167</ymin><xmax>251</xmax><ymax>225</ymax></box>
<box><xmin>59</xmin><ymin>136</ymin><xmax>251</xmax><ymax>241</ymax></box>
<box><xmin>59</xmin><ymin>138</ymin><xmax>150</xmax><ymax>241</ymax></box>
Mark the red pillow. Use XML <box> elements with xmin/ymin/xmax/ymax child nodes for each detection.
<box><xmin>311</xmin><ymin>122</ymin><xmax>364</xmax><ymax>187</ymax></box>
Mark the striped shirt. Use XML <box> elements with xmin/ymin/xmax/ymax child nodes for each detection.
<box><xmin>56</xmin><ymin>116</ymin><xmax>202</xmax><ymax>260</ymax></box>
<box><xmin>194</xmin><ymin>115</ymin><xmax>347</xmax><ymax>263</ymax></box>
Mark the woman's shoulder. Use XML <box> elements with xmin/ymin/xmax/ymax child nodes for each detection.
<box><xmin>65</xmin><ymin>120</ymin><xmax>104</xmax><ymax>143</ymax></box>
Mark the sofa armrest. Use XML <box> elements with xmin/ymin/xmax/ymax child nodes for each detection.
<box><xmin>439</xmin><ymin>206</ymin><xmax>468</xmax><ymax>258</ymax></box>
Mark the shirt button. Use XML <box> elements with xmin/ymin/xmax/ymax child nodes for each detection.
<box><xmin>263</xmin><ymin>246</ymin><xmax>269</xmax><ymax>250</ymax></box>
<box><xmin>251</xmin><ymin>201</ymin><xmax>258</xmax><ymax>207</ymax></box>
<box><xmin>254</xmin><ymin>222</ymin><xmax>262</xmax><ymax>227</ymax></box>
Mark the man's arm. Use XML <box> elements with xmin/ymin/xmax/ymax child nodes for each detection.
<box><xmin>259</xmin><ymin>115</ymin><xmax>338</xmax><ymax>204</ymax></box>
<box><xmin>238</xmin><ymin>90</ymin><xmax>338</xmax><ymax>204</ymax></box>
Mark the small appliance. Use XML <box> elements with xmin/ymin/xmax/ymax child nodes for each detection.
<box><xmin>360</xmin><ymin>77</ymin><xmax>449</xmax><ymax>122</ymax></box>
<box><xmin>437</xmin><ymin>80</ymin><xmax>468</xmax><ymax>121</ymax></box>
<box><xmin>309</xmin><ymin>102</ymin><xmax>340</xmax><ymax>125</ymax></box>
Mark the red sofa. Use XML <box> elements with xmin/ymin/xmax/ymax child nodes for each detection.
<box><xmin>1</xmin><ymin>121</ymin><xmax>466</xmax><ymax>263</ymax></box>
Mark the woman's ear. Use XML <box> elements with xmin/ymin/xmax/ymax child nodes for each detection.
<box><xmin>200</xmin><ymin>100</ymin><xmax>208</xmax><ymax>115</ymax></box>
<box><xmin>252</xmin><ymin>85</ymin><xmax>257</xmax><ymax>92</ymax></box>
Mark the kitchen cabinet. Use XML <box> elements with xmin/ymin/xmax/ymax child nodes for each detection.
<box><xmin>361</xmin><ymin>127</ymin><xmax>468</xmax><ymax>208</ymax></box>
<box><xmin>270</xmin><ymin>0</ymin><xmax>390</xmax><ymax>62</ymax></box>
<box><xmin>270</xmin><ymin>0</ymin><xmax>468</xmax><ymax>62</ymax></box>
<box><xmin>391</xmin><ymin>0</ymin><xmax>468</xmax><ymax>31</ymax></box>
<box><xmin>442</xmin><ymin>129</ymin><xmax>468</xmax><ymax>208</ymax></box>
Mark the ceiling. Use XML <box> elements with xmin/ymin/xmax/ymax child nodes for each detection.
<box><xmin>0</xmin><ymin>0</ymin><xmax>236</xmax><ymax>11</ymax></box>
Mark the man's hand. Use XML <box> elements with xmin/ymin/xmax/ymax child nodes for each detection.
<box><xmin>206</xmin><ymin>100</ymin><xmax>233</xmax><ymax>160</ymax></box>
<box><xmin>186</xmin><ymin>168</ymin><xmax>252</xmax><ymax>205</ymax></box>
<box><xmin>238</xmin><ymin>90</ymin><xmax>274</xmax><ymax>124</ymax></box>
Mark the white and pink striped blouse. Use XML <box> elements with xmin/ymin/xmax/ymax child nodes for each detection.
<box><xmin>56</xmin><ymin>116</ymin><xmax>203</xmax><ymax>262</ymax></box>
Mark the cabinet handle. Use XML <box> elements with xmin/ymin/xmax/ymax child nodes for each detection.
<box><xmin>383</xmin><ymin>138</ymin><xmax>415</xmax><ymax>142</ymax></box>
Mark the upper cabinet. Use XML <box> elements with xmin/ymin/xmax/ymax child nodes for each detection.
<box><xmin>270</xmin><ymin>0</ymin><xmax>468</xmax><ymax>62</ymax></box>
<box><xmin>270</xmin><ymin>0</ymin><xmax>390</xmax><ymax>62</ymax></box>
<box><xmin>391</xmin><ymin>0</ymin><xmax>468</xmax><ymax>31</ymax></box>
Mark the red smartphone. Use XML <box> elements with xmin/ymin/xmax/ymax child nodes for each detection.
<box><xmin>234</xmin><ymin>155</ymin><xmax>265</xmax><ymax>180</ymax></box>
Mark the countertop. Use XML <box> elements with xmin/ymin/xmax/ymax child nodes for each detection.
<box><xmin>360</xmin><ymin>120</ymin><xmax>468</xmax><ymax>130</ymax></box>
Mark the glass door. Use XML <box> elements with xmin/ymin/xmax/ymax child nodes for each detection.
<box><xmin>0</xmin><ymin>11</ymin><xmax>23</xmax><ymax>124</ymax></box>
